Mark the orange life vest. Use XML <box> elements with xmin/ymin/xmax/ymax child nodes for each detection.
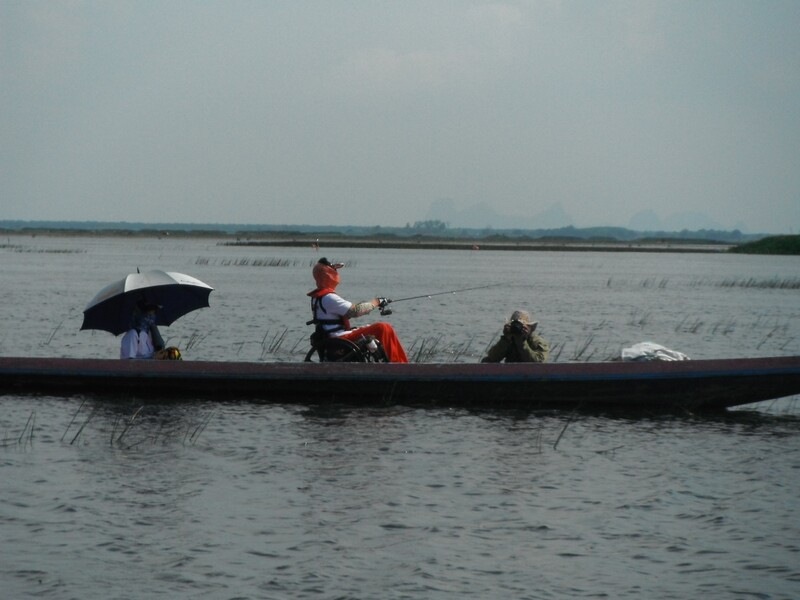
<box><xmin>307</xmin><ymin>288</ymin><xmax>351</xmax><ymax>333</ymax></box>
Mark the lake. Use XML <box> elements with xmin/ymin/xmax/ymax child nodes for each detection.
<box><xmin>1</xmin><ymin>234</ymin><xmax>799</xmax><ymax>599</ymax></box>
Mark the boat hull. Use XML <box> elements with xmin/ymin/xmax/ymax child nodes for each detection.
<box><xmin>1</xmin><ymin>355</ymin><xmax>799</xmax><ymax>411</ymax></box>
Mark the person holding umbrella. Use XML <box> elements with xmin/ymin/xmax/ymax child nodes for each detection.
<box><xmin>81</xmin><ymin>269</ymin><xmax>212</xmax><ymax>359</ymax></box>
<box><xmin>120</xmin><ymin>300</ymin><xmax>166</xmax><ymax>359</ymax></box>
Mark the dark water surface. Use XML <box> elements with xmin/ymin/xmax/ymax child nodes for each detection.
<box><xmin>2</xmin><ymin>235</ymin><xmax>799</xmax><ymax>598</ymax></box>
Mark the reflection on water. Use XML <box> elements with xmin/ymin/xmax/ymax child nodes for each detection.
<box><xmin>2</xmin><ymin>235</ymin><xmax>800</xmax><ymax>598</ymax></box>
<box><xmin>2</xmin><ymin>397</ymin><xmax>800</xmax><ymax>599</ymax></box>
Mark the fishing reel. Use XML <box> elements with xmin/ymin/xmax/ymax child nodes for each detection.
<box><xmin>378</xmin><ymin>297</ymin><xmax>393</xmax><ymax>316</ymax></box>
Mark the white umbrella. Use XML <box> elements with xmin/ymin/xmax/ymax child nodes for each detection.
<box><xmin>81</xmin><ymin>270</ymin><xmax>213</xmax><ymax>335</ymax></box>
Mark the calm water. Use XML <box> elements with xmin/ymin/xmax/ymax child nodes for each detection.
<box><xmin>2</xmin><ymin>234</ymin><xmax>800</xmax><ymax>599</ymax></box>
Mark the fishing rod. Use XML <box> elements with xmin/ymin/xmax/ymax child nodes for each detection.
<box><xmin>378</xmin><ymin>284</ymin><xmax>498</xmax><ymax>315</ymax></box>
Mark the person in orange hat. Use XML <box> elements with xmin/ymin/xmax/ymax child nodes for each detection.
<box><xmin>307</xmin><ymin>257</ymin><xmax>409</xmax><ymax>363</ymax></box>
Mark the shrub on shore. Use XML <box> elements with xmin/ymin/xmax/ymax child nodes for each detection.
<box><xmin>729</xmin><ymin>235</ymin><xmax>800</xmax><ymax>255</ymax></box>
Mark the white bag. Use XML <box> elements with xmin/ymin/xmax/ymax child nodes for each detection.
<box><xmin>621</xmin><ymin>342</ymin><xmax>690</xmax><ymax>362</ymax></box>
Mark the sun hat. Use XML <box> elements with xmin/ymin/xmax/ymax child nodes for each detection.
<box><xmin>510</xmin><ymin>310</ymin><xmax>537</xmax><ymax>328</ymax></box>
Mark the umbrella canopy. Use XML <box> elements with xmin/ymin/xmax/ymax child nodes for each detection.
<box><xmin>81</xmin><ymin>270</ymin><xmax>214</xmax><ymax>335</ymax></box>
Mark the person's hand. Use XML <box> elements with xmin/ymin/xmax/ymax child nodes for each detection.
<box><xmin>503</xmin><ymin>321</ymin><xmax>529</xmax><ymax>340</ymax></box>
<box><xmin>376</xmin><ymin>297</ymin><xmax>392</xmax><ymax>315</ymax></box>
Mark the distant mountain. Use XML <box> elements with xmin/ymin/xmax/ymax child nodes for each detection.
<box><xmin>532</xmin><ymin>203</ymin><xmax>574</xmax><ymax>229</ymax></box>
<box><xmin>628</xmin><ymin>210</ymin><xmax>663</xmax><ymax>231</ymax></box>
<box><xmin>429</xmin><ymin>201</ymin><xmax>741</xmax><ymax>234</ymax></box>
<box><xmin>661</xmin><ymin>211</ymin><xmax>724</xmax><ymax>231</ymax></box>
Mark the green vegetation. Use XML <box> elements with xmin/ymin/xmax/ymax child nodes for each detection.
<box><xmin>729</xmin><ymin>235</ymin><xmax>800</xmax><ymax>255</ymax></box>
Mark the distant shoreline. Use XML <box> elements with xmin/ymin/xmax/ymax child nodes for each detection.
<box><xmin>2</xmin><ymin>227</ymin><xmax>734</xmax><ymax>253</ymax></box>
<box><xmin>7</xmin><ymin>227</ymin><xmax>798</xmax><ymax>254</ymax></box>
<box><xmin>223</xmin><ymin>238</ymin><xmax>734</xmax><ymax>253</ymax></box>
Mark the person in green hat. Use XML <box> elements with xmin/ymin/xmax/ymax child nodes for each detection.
<box><xmin>481</xmin><ymin>310</ymin><xmax>549</xmax><ymax>363</ymax></box>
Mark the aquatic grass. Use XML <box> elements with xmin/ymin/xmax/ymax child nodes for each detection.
<box><xmin>401</xmin><ymin>335</ymin><xmax>486</xmax><ymax>362</ymax></box>
<box><xmin>481</xmin><ymin>337</ymin><xmax>496</xmax><ymax>360</ymax></box>
<box><xmin>595</xmin><ymin>444</ymin><xmax>625</xmax><ymax>456</ymax></box>
<box><xmin>113</xmin><ymin>409</ymin><xmax>213</xmax><ymax>449</ymax></box>
<box><xmin>112</xmin><ymin>406</ymin><xmax>144</xmax><ymax>446</ymax></box>
<box><xmin>70</xmin><ymin>405</ymin><xmax>98</xmax><ymax>445</ymax></box>
<box><xmin>183</xmin><ymin>331</ymin><xmax>208</xmax><ymax>351</ymax></box>
<box><xmin>686</xmin><ymin>276</ymin><xmax>800</xmax><ymax>289</ymax></box>
<box><xmin>628</xmin><ymin>310</ymin><xmax>651</xmax><ymax>327</ymax></box>
<box><xmin>234</xmin><ymin>333</ymin><xmax>307</xmax><ymax>360</ymax></box>
<box><xmin>0</xmin><ymin>243</ymin><xmax>85</xmax><ymax>254</ymax></box>
<box><xmin>569</xmin><ymin>334</ymin><xmax>595</xmax><ymax>361</ymax></box>
<box><xmin>451</xmin><ymin>335</ymin><xmax>476</xmax><ymax>362</ymax></box>
<box><xmin>0</xmin><ymin>410</ymin><xmax>36</xmax><ymax>449</ymax></box>
<box><xmin>45</xmin><ymin>320</ymin><xmax>64</xmax><ymax>345</ymax></box>
<box><xmin>553</xmin><ymin>410</ymin><xmax>579</xmax><ymax>450</ymax></box>
<box><xmin>58</xmin><ymin>402</ymin><xmax>212</xmax><ymax>448</ymax></box>
<box><xmin>22</xmin><ymin>410</ymin><xmax>35</xmax><ymax>445</ymax></box>
<box><xmin>261</xmin><ymin>327</ymin><xmax>289</xmax><ymax>359</ymax></box>
<box><xmin>719</xmin><ymin>277</ymin><xmax>800</xmax><ymax>289</ymax></box>
<box><xmin>62</xmin><ymin>401</ymin><xmax>86</xmax><ymax>442</ymax></box>
<box><xmin>710</xmin><ymin>319</ymin><xmax>737</xmax><ymax>336</ymax></box>
<box><xmin>533</xmin><ymin>422</ymin><xmax>544</xmax><ymax>454</ymax></box>
<box><xmin>639</xmin><ymin>277</ymin><xmax>670</xmax><ymax>289</ymax></box>
<box><xmin>604</xmin><ymin>277</ymin><xmax>669</xmax><ymax>289</ymax></box>
<box><xmin>675</xmin><ymin>316</ymin><xmax>704</xmax><ymax>334</ymax></box>
<box><xmin>220</xmin><ymin>307</ymin><xmax>791</xmax><ymax>364</ymax></box>
<box><xmin>196</xmin><ymin>256</ymin><xmax>304</xmax><ymax>267</ymax></box>
<box><xmin>599</xmin><ymin>348</ymin><xmax>622</xmax><ymax>361</ymax></box>
<box><xmin>15</xmin><ymin>410</ymin><xmax>36</xmax><ymax>449</ymax></box>
<box><xmin>409</xmin><ymin>335</ymin><xmax>443</xmax><ymax>363</ymax></box>
<box><xmin>195</xmin><ymin>256</ymin><xmax>358</xmax><ymax>268</ymax></box>
<box><xmin>184</xmin><ymin>410</ymin><xmax>215</xmax><ymax>445</ymax></box>
<box><xmin>756</xmin><ymin>325</ymin><xmax>789</xmax><ymax>350</ymax></box>
<box><xmin>289</xmin><ymin>335</ymin><xmax>308</xmax><ymax>354</ymax></box>
<box><xmin>554</xmin><ymin>337</ymin><xmax>627</xmax><ymax>363</ymax></box>
<box><xmin>665</xmin><ymin>311</ymin><xmax>798</xmax><ymax>354</ymax></box>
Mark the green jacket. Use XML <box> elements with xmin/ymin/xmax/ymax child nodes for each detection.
<box><xmin>482</xmin><ymin>331</ymin><xmax>549</xmax><ymax>363</ymax></box>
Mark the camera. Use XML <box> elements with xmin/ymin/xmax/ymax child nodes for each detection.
<box><xmin>508</xmin><ymin>319</ymin><xmax>526</xmax><ymax>335</ymax></box>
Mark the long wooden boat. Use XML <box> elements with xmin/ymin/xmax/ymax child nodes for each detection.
<box><xmin>1</xmin><ymin>355</ymin><xmax>799</xmax><ymax>411</ymax></box>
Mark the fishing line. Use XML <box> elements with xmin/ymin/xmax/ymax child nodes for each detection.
<box><xmin>379</xmin><ymin>283</ymin><xmax>500</xmax><ymax>314</ymax></box>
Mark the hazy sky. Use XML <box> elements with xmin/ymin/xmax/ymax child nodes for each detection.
<box><xmin>2</xmin><ymin>1</ymin><xmax>799</xmax><ymax>233</ymax></box>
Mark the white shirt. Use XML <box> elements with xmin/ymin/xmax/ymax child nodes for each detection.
<box><xmin>314</xmin><ymin>292</ymin><xmax>353</xmax><ymax>336</ymax></box>
<box><xmin>120</xmin><ymin>328</ymin><xmax>155</xmax><ymax>359</ymax></box>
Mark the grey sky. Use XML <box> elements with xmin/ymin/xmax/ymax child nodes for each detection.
<box><xmin>2</xmin><ymin>1</ymin><xmax>799</xmax><ymax>233</ymax></box>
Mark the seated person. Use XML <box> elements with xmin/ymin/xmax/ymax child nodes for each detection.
<box><xmin>120</xmin><ymin>301</ymin><xmax>165</xmax><ymax>359</ymax></box>
<box><xmin>481</xmin><ymin>310</ymin><xmax>549</xmax><ymax>363</ymax></box>
<box><xmin>307</xmin><ymin>258</ymin><xmax>409</xmax><ymax>363</ymax></box>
